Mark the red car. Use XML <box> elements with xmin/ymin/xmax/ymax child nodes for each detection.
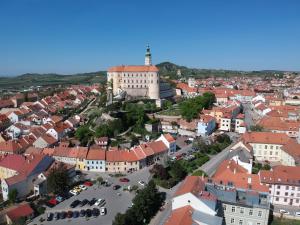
<box><xmin>84</xmin><ymin>181</ymin><xmax>93</xmax><ymax>186</ymax></box>
<box><xmin>119</xmin><ymin>178</ymin><xmax>130</xmax><ymax>182</ymax></box>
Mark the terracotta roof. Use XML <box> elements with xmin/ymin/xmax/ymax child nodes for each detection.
<box><xmin>106</xmin><ymin>149</ymin><xmax>139</xmax><ymax>162</ymax></box>
<box><xmin>260</xmin><ymin>165</ymin><xmax>300</xmax><ymax>186</ymax></box>
<box><xmin>163</xmin><ymin>133</ymin><xmax>176</xmax><ymax>143</ymax></box>
<box><xmin>86</xmin><ymin>148</ymin><xmax>106</xmax><ymax>160</ymax></box>
<box><xmin>164</xmin><ymin>206</ymin><xmax>194</xmax><ymax>225</ymax></box>
<box><xmin>281</xmin><ymin>139</ymin><xmax>300</xmax><ymax>160</ymax></box>
<box><xmin>0</xmin><ymin>140</ymin><xmax>23</xmax><ymax>153</ymax></box>
<box><xmin>175</xmin><ymin>176</ymin><xmax>205</xmax><ymax>197</ymax></box>
<box><xmin>148</xmin><ymin>141</ymin><xmax>168</xmax><ymax>154</ymax></box>
<box><xmin>212</xmin><ymin>160</ymin><xmax>269</xmax><ymax>193</ymax></box>
<box><xmin>6</xmin><ymin>203</ymin><xmax>33</xmax><ymax>221</ymax></box>
<box><xmin>0</xmin><ymin>154</ymin><xmax>26</xmax><ymax>172</ymax></box>
<box><xmin>242</xmin><ymin>132</ymin><xmax>290</xmax><ymax>145</ymax></box>
<box><xmin>108</xmin><ymin>65</ymin><xmax>159</xmax><ymax>72</ymax></box>
<box><xmin>258</xmin><ymin>116</ymin><xmax>300</xmax><ymax>132</ymax></box>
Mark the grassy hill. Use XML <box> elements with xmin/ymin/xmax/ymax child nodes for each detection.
<box><xmin>0</xmin><ymin>71</ymin><xmax>106</xmax><ymax>90</ymax></box>
<box><xmin>156</xmin><ymin>62</ymin><xmax>286</xmax><ymax>79</ymax></box>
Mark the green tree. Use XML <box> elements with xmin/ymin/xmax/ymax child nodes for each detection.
<box><xmin>75</xmin><ymin>125</ymin><xmax>93</xmax><ymax>146</ymax></box>
<box><xmin>162</xmin><ymin>100</ymin><xmax>172</xmax><ymax>110</ymax></box>
<box><xmin>250</xmin><ymin>125</ymin><xmax>264</xmax><ymax>132</ymax></box>
<box><xmin>47</xmin><ymin>164</ymin><xmax>70</xmax><ymax>194</ymax></box>
<box><xmin>169</xmin><ymin>161</ymin><xmax>187</xmax><ymax>182</ymax></box>
<box><xmin>8</xmin><ymin>189</ymin><xmax>18</xmax><ymax>204</ymax></box>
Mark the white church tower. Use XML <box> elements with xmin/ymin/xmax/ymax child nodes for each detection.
<box><xmin>145</xmin><ymin>45</ymin><xmax>152</xmax><ymax>66</ymax></box>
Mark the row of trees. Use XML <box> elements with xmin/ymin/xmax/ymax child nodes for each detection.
<box><xmin>179</xmin><ymin>92</ymin><xmax>216</xmax><ymax>121</ymax></box>
<box><xmin>112</xmin><ymin>180</ymin><xmax>165</xmax><ymax>225</ymax></box>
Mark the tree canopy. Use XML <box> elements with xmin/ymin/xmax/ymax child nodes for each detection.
<box><xmin>112</xmin><ymin>180</ymin><xmax>165</xmax><ymax>225</ymax></box>
<box><xmin>179</xmin><ymin>92</ymin><xmax>216</xmax><ymax>121</ymax></box>
<box><xmin>47</xmin><ymin>164</ymin><xmax>70</xmax><ymax>195</ymax></box>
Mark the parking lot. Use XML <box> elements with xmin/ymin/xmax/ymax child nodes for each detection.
<box><xmin>30</xmin><ymin>168</ymin><xmax>151</xmax><ymax>225</ymax></box>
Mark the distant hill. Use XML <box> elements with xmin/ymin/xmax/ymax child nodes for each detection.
<box><xmin>156</xmin><ymin>62</ymin><xmax>287</xmax><ymax>79</ymax></box>
<box><xmin>0</xmin><ymin>71</ymin><xmax>106</xmax><ymax>91</ymax></box>
<box><xmin>0</xmin><ymin>62</ymin><xmax>296</xmax><ymax>91</ymax></box>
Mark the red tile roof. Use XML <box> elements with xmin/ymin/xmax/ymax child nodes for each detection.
<box><xmin>164</xmin><ymin>206</ymin><xmax>194</xmax><ymax>225</ymax></box>
<box><xmin>175</xmin><ymin>176</ymin><xmax>205</xmax><ymax>197</ymax></box>
<box><xmin>212</xmin><ymin>160</ymin><xmax>269</xmax><ymax>193</ymax></box>
<box><xmin>260</xmin><ymin>165</ymin><xmax>300</xmax><ymax>186</ymax></box>
<box><xmin>6</xmin><ymin>203</ymin><xmax>33</xmax><ymax>221</ymax></box>
<box><xmin>86</xmin><ymin>148</ymin><xmax>106</xmax><ymax>160</ymax></box>
<box><xmin>242</xmin><ymin>132</ymin><xmax>290</xmax><ymax>145</ymax></box>
<box><xmin>0</xmin><ymin>154</ymin><xmax>26</xmax><ymax>172</ymax></box>
<box><xmin>163</xmin><ymin>133</ymin><xmax>176</xmax><ymax>143</ymax></box>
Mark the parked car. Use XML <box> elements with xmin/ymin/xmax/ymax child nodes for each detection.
<box><xmin>47</xmin><ymin>213</ymin><xmax>53</xmax><ymax>221</ymax></box>
<box><xmin>100</xmin><ymin>207</ymin><xmax>107</xmax><ymax>216</ymax></box>
<box><xmin>295</xmin><ymin>212</ymin><xmax>300</xmax><ymax>217</ymax></box>
<box><xmin>59</xmin><ymin>211</ymin><xmax>66</xmax><ymax>219</ymax></box>
<box><xmin>80</xmin><ymin>209</ymin><xmax>86</xmax><ymax>217</ymax></box>
<box><xmin>54</xmin><ymin>212</ymin><xmax>59</xmax><ymax>220</ymax></box>
<box><xmin>47</xmin><ymin>197</ymin><xmax>58</xmax><ymax>207</ymax></box>
<box><xmin>94</xmin><ymin>198</ymin><xmax>106</xmax><ymax>207</ymax></box>
<box><xmin>67</xmin><ymin>211</ymin><xmax>73</xmax><ymax>218</ymax></box>
<box><xmin>84</xmin><ymin>181</ymin><xmax>93</xmax><ymax>186</ymax></box>
<box><xmin>119</xmin><ymin>178</ymin><xmax>130</xmax><ymax>182</ymax></box>
<box><xmin>279</xmin><ymin>209</ymin><xmax>289</xmax><ymax>214</ymax></box>
<box><xmin>79</xmin><ymin>184</ymin><xmax>87</xmax><ymax>190</ymax></box>
<box><xmin>69</xmin><ymin>190</ymin><xmax>79</xmax><ymax>196</ymax></box>
<box><xmin>70</xmin><ymin>200</ymin><xmax>81</xmax><ymax>208</ymax></box>
<box><xmin>73</xmin><ymin>211</ymin><xmax>79</xmax><ymax>218</ymax></box>
<box><xmin>55</xmin><ymin>195</ymin><xmax>64</xmax><ymax>203</ymax></box>
<box><xmin>86</xmin><ymin>209</ymin><xmax>92</xmax><ymax>217</ymax></box>
<box><xmin>113</xmin><ymin>185</ymin><xmax>121</xmax><ymax>190</ymax></box>
<box><xmin>89</xmin><ymin>198</ymin><xmax>97</xmax><ymax>206</ymax></box>
<box><xmin>73</xmin><ymin>186</ymin><xmax>82</xmax><ymax>192</ymax></box>
<box><xmin>80</xmin><ymin>199</ymin><xmax>89</xmax><ymax>207</ymax></box>
<box><xmin>138</xmin><ymin>180</ymin><xmax>145</xmax><ymax>186</ymax></box>
<box><xmin>92</xmin><ymin>208</ymin><xmax>100</xmax><ymax>217</ymax></box>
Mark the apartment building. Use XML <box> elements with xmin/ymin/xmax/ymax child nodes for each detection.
<box><xmin>211</xmin><ymin>160</ymin><xmax>271</xmax><ymax>225</ymax></box>
<box><xmin>260</xmin><ymin>165</ymin><xmax>300</xmax><ymax>206</ymax></box>
<box><xmin>241</xmin><ymin>132</ymin><xmax>300</xmax><ymax>166</ymax></box>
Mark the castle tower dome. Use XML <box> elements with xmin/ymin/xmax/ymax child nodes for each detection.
<box><xmin>145</xmin><ymin>45</ymin><xmax>152</xmax><ymax>66</ymax></box>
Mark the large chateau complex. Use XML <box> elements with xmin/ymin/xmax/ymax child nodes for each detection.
<box><xmin>107</xmin><ymin>46</ymin><xmax>160</xmax><ymax>99</ymax></box>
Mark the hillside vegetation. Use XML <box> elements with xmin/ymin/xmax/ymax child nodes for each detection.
<box><xmin>156</xmin><ymin>62</ymin><xmax>286</xmax><ymax>79</ymax></box>
<box><xmin>0</xmin><ymin>71</ymin><xmax>106</xmax><ymax>90</ymax></box>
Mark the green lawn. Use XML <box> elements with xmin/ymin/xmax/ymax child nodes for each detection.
<box><xmin>271</xmin><ymin>218</ymin><xmax>300</xmax><ymax>225</ymax></box>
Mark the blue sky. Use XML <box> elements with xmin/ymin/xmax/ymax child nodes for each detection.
<box><xmin>0</xmin><ymin>0</ymin><xmax>300</xmax><ymax>75</ymax></box>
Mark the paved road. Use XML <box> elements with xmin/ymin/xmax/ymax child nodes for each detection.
<box><xmin>243</xmin><ymin>103</ymin><xmax>258</xmax><ymax>130</ymax></box>
<box><xmin>200</xmin><ymin>141</ymin><xmax>238</xmax><ymax>176</ymax></box>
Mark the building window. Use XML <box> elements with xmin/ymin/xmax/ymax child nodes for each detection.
<box><xmin>284</xmin><ymin>198</ymin><xmax>287</xmax><ymax>202</ymax></box>
<box><xmin>249</xmin><ymin>209</ymin><xmax>253</xmax><ymax>216</ymax></box>
<box><xmin>285</xmin><ymin>192</ymin><xmax>288</xmax><ymax>196</ymax></box>
<box><xmin>275</xmin><ymin>197</ymin><xmax>279</xmax><ymax>201</ymax></box>
<box><xmin>286</xmin><ymin>186</ymin><xmax>289</xmax><ymax>190</ymax></box>
<box><xmin>276</xmin><ymin>191</ymin><xmax>280</xmax><ymax>195</ymax></box>
<box><xmin>277</xmin><ymin>185</ymin><xmax>280</xmax><ymax>189</ymax></box>
<box><xmin>240</xmin><ymin>208</ymin><xmax>244</xmax><ymax>214</ymax></box>
<box><xmin>232</xmin><ymin>206</ymin><xmax>235</xmax><ymax>213</ymax></box>
<box><xmin>258</xmin><ymin>211</ymin><xmax>262</xmax><ymax>217</ymax></box>
<box><xmin>239</xmin><ymin>220</ymin><xmax>243</xmax><ymax>225</ymax></box>
<box><xmin>231</xmin><ymin>218</ymin><xmax>235</xmax><ymax>224</ymax></box>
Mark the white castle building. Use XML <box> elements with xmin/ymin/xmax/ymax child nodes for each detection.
<box><xmin>107</xmin><ymin>46</ymin><xmax>160</xmax><ymax>99</ymax></box>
